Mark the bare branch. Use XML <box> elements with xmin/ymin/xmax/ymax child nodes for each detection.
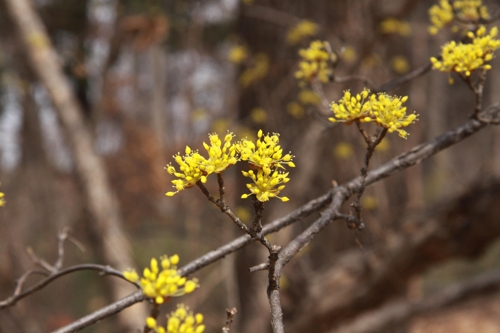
<box><xmin>0</xmin><ymin>264</ymin><xmax>127</xmax><ymax>310</ymax></box>
<box><xmin>51</xmin><ymin>291</ymin><xmax>145</xmax><ymax>333</ymax></box>
<box><xmin>222</xmin><ymin>307</ymin><xmax>238</xmax><ymax>333</ymax></box>
<box><xmin>377</xmin><ymin>62</ymin><xmax>433</xmax><ymax>92</ymax></box>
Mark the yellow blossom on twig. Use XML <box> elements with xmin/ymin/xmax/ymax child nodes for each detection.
<box><xmin>165</xmin><ymin>148</ymin><xmax>208</xmax><ymax>196</ymax></box>
<box><xmin>146</xmin><ymin>304</ymin><xmax>205</xmax><ymax>333</ymax></box>
<box><xmin>430</xmin><ymin>25</ymin><xmax>500</xmax><ymax>77</ymax></box>
<box><xmin>295</xmin><ymin>41</ymin><xmax>332</xmax><ymax>86</ymax></box>
<box><xmin>165</xmin><ymin>132</ymin><xmax>239</xmax><ymax>196</ymax></box>
<box><xmin>365</xmin><ymin>93</ymin><xmax>418</xmax><ymax>139</ymax></box>
<box><xmin>329</xmin><ymin>89</ymin><xmax>418</xmax><ymax>139</ymax></box>
<box><xmin>286</xmin><ymin>20</ymin><xmax>320</xmax><ymax>45</ymax></box>
<box><xmin>329</xmin><ymin>88</ymin><xmax>372</xmax><ymax>124</ymax></box>
<box><xmin>241</xmin><ymin>169</ymin><xmax>290</xmax><ymax>202</ymax></box>
<box><xmin>123</xmin><ymin>255</ymin><xmax>199</xmax><ymax>305</ymax></box>
<box><xmin>202</xmin><ymin>132</ymin><xmax>238</xmax><ymax>174</ymax></box>
<box><xmin>238</xmin><ymin>130</ymin><xmax>295</xmax><ymax>175</ymax></box>
<box><xmin>428</xmin><ymin>0</ymin><xmax>490</xmax><ymax>35</ymax></box>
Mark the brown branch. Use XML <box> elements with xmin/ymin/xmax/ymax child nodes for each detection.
<box><xmin>51</xmin><ymin>291</ymin><xmax>145</xmax><ymax>333</ymax></box>
<box><xmin>351</xmin><ymin>125</ymin><xmax>388</xmax><ymax>229</ymax></box>
<box><xmin>334</xmin><ymin>270</ymin><xmax>500</xmax><ymax>333</ymax></box>
<box><xmin>377</xmin><ymin>62</ymin><xmax>433</xmax><ymax>92</ymax></box>
<box><xmin>0</xmin><ymin>264</ymin><xmax>128</xmax><ymax>310</ymax></box>
<box><xmin>222</xmin><ymin>307</ymin><xmax>238</xmax><ymax>333</ymax></box>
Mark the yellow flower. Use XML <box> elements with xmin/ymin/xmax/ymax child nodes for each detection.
<box><xmin>329</xmin><ymin>88</ymin><xmax>372</xmax><ymax>124</ymax></box>
<box><xmin>123</xmin><ymin>255</ymin><xmax>199</xmax><ymax>305</ymax></box>
<box><xmin>239</xmin><ymin>53</ymin><xmax>269</xmax><ymax>87</ymax></box>
<box><xmin>379</xmin><ymin>18</ymin><xmax>411</xmax><ymax>36</ymax></box>
<box><xmin>202</xmin><ymin>132</ymin><xmax>238</xmax><ymax>174</ymax></box>
<box><xmin>0</xmin><ymin>192</ymin><xmax>4</xmax><ymax>207</ymax></box>
<box><xmin>454</xmin><ymin>0</ymin><xmax>489</xmax><ymax>21</ymax></box>
<box><xmin>298</xmin><ymin>40</ymin><xmax>329</xmax><ymax>62</ymax></box>
<box><xmin>238</xmin><ymin>130</ymin><xmax>295</xmax><ymax>175</ymax></box>
<box><xmin>365</xmin><ymin>93</ymin><xmax>418</xmax><ymax>139</ymax></box>
<box><xmin>241</xmin><ymin>169</ymin><xmax>290</xmax><ymax>202</ymax></box>
<box><xmin>428</xmin><ymin>0</ymin><xmax>454</xmax><ymax>35</ymax></box>
<box><xmin>228</xmin><ymin>45</ymin><xmax>248</xmax><ymax>64</ymax></box>
<box><xmin>430</xmin><ymin>26</ymin><xmax>500</xmax><ymax>77</ymax></box>
<box><xmin>428</xmin><ymin>0</ymin><xmax>490</xmax><ymax>35</ymax></box>
<box><xmin>295</xmin><ymin>41</ymin><xmax>332</xmax><ymax>85</ymax></box>
<box><xmin>329</xmin><ymin>89</ymin><xmax>418</xmax><ymax>139</ymax></box>
<box><xmin>286</xmin><ymin>20</ymin><xmax>320</xmax><ymax>45</ymax></box>
<box><xmin>146</xmin><ymin>304</ymin><xmax>205</xmax><ymax>333</ymax></box>
<box><xmin>165</xmin><ymin>148</ymin><xmax>208</xmax><ymax>196</ymax></box>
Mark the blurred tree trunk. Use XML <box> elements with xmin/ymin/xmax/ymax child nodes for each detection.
<box><xmin>2</xmin><ymin>0</ymin><xmax>145</xmax><ymax>330</ymax></box>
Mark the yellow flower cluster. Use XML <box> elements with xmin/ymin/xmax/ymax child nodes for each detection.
<box><xmin>0</xmin><ymin>192</ymin><xmax>4</xmax><ymax>207</ymax></box>
<box><xmin>238</xmin><ymin>130</ymin><xmax>295</xmax><ymax>202</ymax></box>
<box><xmin>239</xmin><ymin>53</ymin><xmax>269</xmax><ymax>87</ymax></box>
<box><xmin>165</xmin><ymin>130</ymin><xmax>294</xmax><ymax>202</ymax></box>
<box><xmin>366</xmin><ymin>93</ymin><xmax>418</xmax><ymax>139</ymax></box>
<box><xmin>286</xmin><ymin>20</ymin><xmax>319</xmax><ymax>45</ymax></box>
<box><xmin>146</xmin><ymin>304</ymin><xmax>205</xmax><ymax>333</ymax></box>
<box><xmin>166</xmin><ymin>132</ymin><xmax>238</xmax><ymax>196</ymax></box>
<box><xmin>431</xmin><ymin>26</ymin><xmax>500</xmax><ymax>77</ymax></box>
<box><xmin>329</xmin><ymin>89</ymin><xmax>418</xmax><ymax>139</ymax></box>
<box><xmin>228</xmin><ymin>45</ymin><xmax>248</xmax><ymax>64</ymax></box>
<box><xmin>379</xmin><ymin>18</ymin><xmax>412</xmax><ymax>36</ymax></box>
<box><xmin>123</xmin><ymin>255</ymin><xmax>199</xmax><ymax>305</ymax></box>
<box><xmin>329</xmin><ymin>89</ymin><xmax>372</xmax><ymax>124</ymax></box>
<box><xmin>428</xmin><ymin>0</ymin><xmax>489</xmax><ymax>35</ymax></box>
<box><xmin>295</xmin><ymin>41</ymin><xmax>332</xmax><ymax>86</ymax></box>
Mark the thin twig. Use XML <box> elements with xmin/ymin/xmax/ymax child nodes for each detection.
<box><xmin>377</xmin><ymin>62</ymin><xmax>433</xmax><ymax>92</ymax></box>
<box><xmin>54</xmin><ymin>227</ymin><xmax>71</xmax><ymax>271</ymax></box>
<box><xmin>217</xmin><ymin>173</ymin><xmax>225</xmax><ymax>203</ymax></box>
<box><xmin>350</xmin><ymin>124</ymin><xmax>388</xmax><ymax>229</ymax></box>
<box><xmin>222</xmin><ymin>307</ymin><xmax>238</xmax><ymax>333</ymax></box>
<box><xmin>249</xmin><ymin>263</ymin><xmax>269</xmax><ymax>273</ymax></box>
<box><xmin>333</xmin><ymin>74</ymin><xmax>377</xmax><ymax>90</ymax></box>
<box><xmin>51</xmin><ymin>291</ymin><xmax>145</xmax><ymax>333</ymax></box>
<box><xmin>0</xmin><ymin>264</ymin><xmax>128</xmax><ymax>309</ymax></box>
<box><xmin>251</xmin><ymin>195</ymin><xmax>265</xmax><ymax>234</ymax></box>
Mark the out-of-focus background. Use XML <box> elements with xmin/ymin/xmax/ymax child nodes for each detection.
<box><xmin>1</xmin><ymin>0</ymin><xmax>500</xmax><ymax>332</ymax></box>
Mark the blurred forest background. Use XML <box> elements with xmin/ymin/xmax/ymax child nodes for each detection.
<box><xmin>2</xmin><ymin>0</ymin><xmax>500</xmax><ymax>332</ymax></box>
